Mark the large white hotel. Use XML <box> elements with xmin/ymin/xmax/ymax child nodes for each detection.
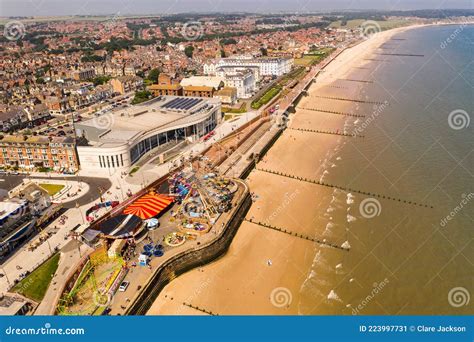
<box><xmin>75</xmin><ymin>96</ymin><xmax>221</xmax><ymax>172</ymax></box>
<box><xmin>204</xmin><ymin>56</ymin><xmax>293</xmax><ymax>77</ymax></box>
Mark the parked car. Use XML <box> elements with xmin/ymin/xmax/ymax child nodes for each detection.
<box><xmin>118</xmin><ymin>281</ymin><xmax>130</xmax><ymax>292</ymax></box>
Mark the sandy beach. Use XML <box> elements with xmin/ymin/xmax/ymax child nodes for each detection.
<box><xmin>147</xmin><ymin>25</ymin><xmax>418</xmax><ymax>315</ymax></box>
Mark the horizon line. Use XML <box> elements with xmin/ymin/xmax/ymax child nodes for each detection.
<box><xmin>1</xmin><ymin>8</ymin><xmax>474</xmax><ymax>19</ymax></box>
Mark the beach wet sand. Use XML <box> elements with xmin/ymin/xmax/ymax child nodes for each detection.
<box><xmin>147</xmin><ymin>26</ymin><xmax>413</xmax><ymax>315</ymax></box>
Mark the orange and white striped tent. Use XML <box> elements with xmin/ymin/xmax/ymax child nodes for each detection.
<box><xmin>123</xmin><ymin>193</ymin><xmax>174</xmax><ymax>220</ymax></box>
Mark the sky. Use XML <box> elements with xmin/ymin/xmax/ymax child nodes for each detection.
<box><xmin>0</xmin><ymin>0</ymin><xmax>472</xmax><ymax>17</ymax></box>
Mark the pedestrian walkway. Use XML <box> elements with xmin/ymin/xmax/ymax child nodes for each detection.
<box><xmin>34</xmin><ymin>240</ymin><xmax>92</xmax><ymax>315</ymax></box>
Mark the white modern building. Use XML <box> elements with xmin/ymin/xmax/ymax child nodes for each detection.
<box><xmin>180</xmin><ymin>76</ymin><xmax>225</xmax><ymax>90</ymax></box>
<box><xmin>75</xmin><ymin>96</ymin><xmax>221</xmax><ymax>172</ymax></box>
<box><xmin>222</xmin><ymin>70</ymin><xmax>256</xmax><ymax>99</ymax></box>
<box><xmin>216</xmin><ymin>65</ymin><xmax>261</xmax><ymax>81</ymax></box>
<box><xmin>204</xmin><ymin>56</ymin><xmax>293</xmax><ymax>77</ymax></box>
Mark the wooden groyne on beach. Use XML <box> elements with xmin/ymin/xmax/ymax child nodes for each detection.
<box><xmin>380</xmin><ymin>43</ymin><xmax>399</xmax><ymax>47</ymax></box>
<box><xmin>338</xmin><ymin>78</ymin><xmax>374</xmax><ymax>84</ymax></box>
<box><xmin>182</xmin><ymin>302</ymin><xmax>218</xmax><ymax>316</ymax></box>
<box><xmin>326</xmin><ymin>85</ymin><xmax>349</xmax><ymax>89</ymax></box>
<box><xmin>245</xmin><ymin>219</ymin><xmax>350</xmax><ymax>252</ymax></box>
<box><xmin>308</xmin><ymin>95</ymin><xmax>387</xmax><ymax>106</ymax></box>
<box><xmin>256</xmin><ymin>167</ymin><xmax>434</xmax><ymax>209</ymax></box>
<box><xmin>288</xmin><ymin>127</ymin><xmax>364</xmax><ymax>138</ymax></box>
<box><xmin>301</xmin><ymin>107</ymin><xmax>366</xmax><ymax>118</ymax></box>
<box><xmin>376</xmin><ymin>53</ymin><xmax>425</xmax><ymax>57</ymax></box>
<box><xmin>363</xmin><ymin>58</ymin><xmax>388</xmax><ymax>62</ymax></box>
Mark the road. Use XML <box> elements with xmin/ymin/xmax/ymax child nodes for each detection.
<box><xmin>0</xmin><ymin>175</ymin><xmax>112</xmax><ymax>208</ymax></box>
<box><xmin>0</xmin><ymin>175</ymin><xmax>25</xmax><ymax>196</ymax></box>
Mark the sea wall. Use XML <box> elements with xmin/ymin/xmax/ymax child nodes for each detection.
<box><xmin>239</xmin><ymin>128</ymin><xmax>283</xmax><ymax>180</ymax></box>
<box><xmin>127</xmin><ymin>185</ymin><xmax>251</xmax><ymax>315</ymax></box>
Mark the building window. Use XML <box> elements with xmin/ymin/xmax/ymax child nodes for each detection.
<box><xmin>99</xmin><ymin>156</ymin><xmax>103</xmax><ymax>168</ymax></box>
<box><xmin>116</xmin><ymin>155</ymin><xmax>119</xmax><ymax>167</ymax></box>
<box><xmin>120</xmin><ymin>154</ymin><xmax>124</xmax><ymax>166</ymax></box>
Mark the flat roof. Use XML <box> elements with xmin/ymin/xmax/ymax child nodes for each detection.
<box><xmin>148</xmin><ymin>84</ymin><xmax>182</xmax><ymax>90</ymax></box>
<box><xmin>76</xmin><ymin>95</ymin><xmax>220</xmax><ymax>145</ymax></box>
<box><xmin>0</xmin><ymin>296</ymin><xmax>28</xmax><ymax>315</ymax></box>
<box><xmin>217</xmin><ymin>87</ymin><xmax>237</xmax><ymax>96</ymax></box>
<box><xmin>0</xmin><ymin>199</ymin><xmax>27</xmax><ymax>221</ymax></box>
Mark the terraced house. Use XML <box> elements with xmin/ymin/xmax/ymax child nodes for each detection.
<box><xmin>0</xmin><ymin>104</ymin><xmax>50</xmax><ymax>132</ymax></box>
<box><xmin>0</xmin><ymin>135</ymin><xmax>78</xmax><ymax>173</ymax></box>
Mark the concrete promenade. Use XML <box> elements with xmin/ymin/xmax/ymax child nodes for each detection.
<box><xmin>34</xmin><ymin>240</ymin><xmax>93</xmax><ymax>315</ymax></box>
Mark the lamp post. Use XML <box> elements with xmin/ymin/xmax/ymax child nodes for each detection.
<box><xmin>76</xmin><ymin>202</ymin><xmax>85</xmax><ymax>225</ymax></box>
<box><xmin>46</xmin><ymin>239</ymin><xmax>53</xmax><ymax>255</ymax></box>
<box><xmin>0</xmin><ymin>266</ymin><xmax>11</xmax><ymax>289</ymax></box>
<box><xmin>116</xmin><ymin>177</ymin><xmax>125</xmax><ymax>201</ymax></box>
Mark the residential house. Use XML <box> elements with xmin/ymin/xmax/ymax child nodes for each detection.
<box><xmin>109</xmin><ymin>76</ymin><xmax>144</xmax><ymax>95</ymax></box>
<box><xmin>215</xmin><ymin>87</ymin><xmax>238</xmax><ymax>105</ymax></box>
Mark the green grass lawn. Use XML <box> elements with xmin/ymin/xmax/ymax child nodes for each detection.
<box><xmin>222</xmin><ymin>102</ymin><xmax>247</xmax><ymax>114</ymax></box>
<box><xmin>12</xmin><ymin>253</ymin><xmax>60</xmax><ymax>302</ymax></box>
<box><xmin>39</xmin><ymin>183</ymin><xmax>65</xmax><ymax>196</ymax></box>
<box><xmin>330</xmin><ymin>19</ymin><xmax>410</xmax><ymax>30</ymax></box>
<box><xmin>295</xmin><ymin>49</ymin><xmax>334</xmax><ymax>67</ymax></box>
<box><xmin>251</xmin><ymin>86</ymin><xmax>282</xmax><ymax>110</ymax></box>
<box><xmin>129</xmin><ymin>166</ymin><xmax>140</xmax><ymax>176</ymax></box>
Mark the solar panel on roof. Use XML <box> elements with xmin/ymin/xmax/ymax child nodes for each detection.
<box><xmin>182</xmin><ymin>100</ymin><xmax>195</xmax><ymax>110</ymax></box>
<box><xmin>173</xmin><ymin>98</ymin><xmax>188</xmax><ymax>108</ymax></box>
<box><xmin>161</xmin><ymin>97</ymin><xmax>205</xmax><ymax>110</ymax></box>
<box><xmin>177</xmin><ymin>98</ymin><xmax>194</xmax><ymax>109</ymax></box>
<box><xmin>169</xmin><ymin>99</ymin><xmax>181</xmax><ymax>108</ymax></box>
<box><xmin>183</xmin><ymin>99</ymin><xmax>196</xmax><ymax>108</ymax></box>
<box><xmin>181</xmin><ymin>98</ymin><xmax>194</xmax><ymax>105</ymax></box>
<box><xmin>172</xmin><ymin>100</ymin><xmax>183</xmax><ymax>109</ymax></box>
<box><xmin>163</xmin><ymin>98</ymin><xmax>180</xmax><ymax>108</ymax></box>
<box><xmin>189</xmin><ymin>99</ymin><xmax>201</xmax><ymax>108</ymax></box>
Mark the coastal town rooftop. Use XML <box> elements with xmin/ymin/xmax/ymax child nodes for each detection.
<box><xmin>75</xmin><ymin>95</ymin><xmax>221</xmax><ymax>146</ymax></box>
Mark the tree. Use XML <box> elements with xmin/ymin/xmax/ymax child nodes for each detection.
<box><xmin>92</xmin><ymin>76</ymin><xmax>111</xmax><ymax>86</ymax></box>
<box><xmin>131</xmin><ymin>90</ymin><xmax>152</xmax><ymax>105</ymax></box>
<box><xmin>260</xmin><ymin>47</ymin><xmax>268</xmax><ymax>56</ymax></box>
<box><xmin>147</xmin><ymin>68</ymin><xmax>160</xmax><ymax>83</ymax></box>
<box><xmin>184</xmin><ymin>46</ymin><xmax>194</xmax><ymax>58</ymax></box>
<box><xmin>220</xmin><ymin>38</ymin><xmax>237</xmax><ymax>45</ymax></box>
<box><xmin>81</xmin><ymin>54</ymin><xmax>104</xmax><ymax>63</ymax></box>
